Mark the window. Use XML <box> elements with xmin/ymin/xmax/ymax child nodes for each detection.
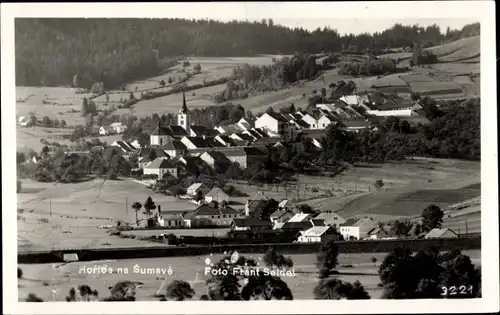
<box><xmin>160</xmin><ymin>139</ymin><xmax>163</xmax><ymax>145</ymax></box>
<box><xmin>223</xmin><ymin>215</ymin><xmax>226</xmax><ymax>218</ymax></box>
<box><xmin>323</xmin><ymin>124</ymin><xmax>325</xmax><ymax>127</ymax></box>
<box><xmin>212</xmin><ymin>216</ymin><xmax>215</xmax><ymax>219</ymax></box>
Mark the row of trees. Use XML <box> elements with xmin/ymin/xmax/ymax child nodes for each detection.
<box><xmin>338</xmin><ymin>58</ymin><xmax>398</xmax><ymax>76</ymax></box>
<box><xmin>15</xmin><ymin>18</ymin><xmax>479</xmax><ymax>88</ymax></box>
<box><xmin>20</xmin><ymin>114</ymin><xmax>68</xmax><ymax>128</ymax></box>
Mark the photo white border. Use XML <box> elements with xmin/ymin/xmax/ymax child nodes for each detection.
<box><xmin>2</xmin><ymin>1</ymin><xmax>498</xmax><ymax>314</ymax></box>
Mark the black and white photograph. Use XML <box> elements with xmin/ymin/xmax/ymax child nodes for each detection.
<box><xmin>2</xmin><ymin>1</ymin><xmax>498</xmax><ymax>314</ymax></box>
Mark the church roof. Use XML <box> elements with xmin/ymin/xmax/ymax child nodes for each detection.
<box><xmin>179</xmin><ymin>92</ymin><xmax>189</xmax><ymax>114</ymax></box>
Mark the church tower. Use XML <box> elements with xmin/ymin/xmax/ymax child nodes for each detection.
<box><xmin>177</xmin><ymin>92</ymin><xmax>191</xmax><ymax>134</ymax></box>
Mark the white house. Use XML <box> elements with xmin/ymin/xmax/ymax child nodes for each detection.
<box><xmin>183</xmin><ymin>203</ymin><xmax>242</xmax><ymax>228</ymax></box>
<box><xmin>204</xmin><ymin>187</ymin><xmax>229</xmax><ymax>204</ymax></box>
<box><xmin>143</xmin><ymin>158</ymin><xmax>179</xmax><ymax>179</ymax></box>
<box><xmin>317</xmin><ymin>113</ymin><xmax>338</xmax><ymax>129</ymax></box>
<box><xmin>339</xmin><ymin>217</ymin><xmax>378</xmax><ymax>240</ymax></box>
<box><xmin>99</xmin><ymin>126</ymin><xmax>114</xmax><ymax>136</ymax></box>
<box><xmin>237</xmin><ymin>118</ymin><xmax>252</xmax><ymax>131</ymax></box>
<box><xmin>254</xmin><ymin>112</ymin><xmax>289</xmax><ymax>135</ymax></box>
<box><xmin>366</xmin><ymin>100</ymin><xmax>421</xmax><ymax>117</ymax></box>
<box><xmin>288</xmin><ymin>213</ymin><xmax>312</xmax><ymax>223</ymax></box>
<box><xmin>301</xmin><ymin>113</ymin><xmax>319</xmax><ymax>130</ymax></box>
<box><xmin>110</xmin><ymin>122</ymin><xmax>127</xmax><ymax>134</ymax></box>
<box><xmin>297</xmin><ymin>226</ymin><xmax>336</xmax><ymax>243</ymax></box>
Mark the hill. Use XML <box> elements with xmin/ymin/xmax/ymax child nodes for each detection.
<box><xmin>15</xmin><ymin>19</ymin><xmax>479</xmax><ymax>89</ymax></box>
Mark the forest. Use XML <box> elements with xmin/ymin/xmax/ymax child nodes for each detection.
<box><xmin>15</xmin><ymin>18</ymin><xmax>479</xmax><ymax>89</ymax></box>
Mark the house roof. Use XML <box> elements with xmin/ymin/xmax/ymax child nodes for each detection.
<box><xmin>190</xmin><ymin>125</ymin><xmax>218</xmax><ymax>137</ymax></box>
<box><xmin>300</xmin><ymin>226</ymin><xmax>331</xmax><ymax>237</ymax></box>
<box><xmin>145</xmin><ymin>158</ymin><xmax>178</xmax><ymax>169</ymax></box>
<box><xmin>187</xmin><ymin>182</ymin><xmax>204</xmax><ymax>192</ymax></box>
<box><xmin>218</xmin><ymin>147</ymin><xmax>266</xmax><ymax>157</ymax></box>
<box><xmin>160</xmin><ymin>213</ymin><xmax>184</xmax><ymax>220</ymax></box>
<box><xmin>184</xmin><ymin>136</ymin><xmax>215</xmax><ymax>148</ymax></box>
<box><xmin>203</xmin><ymin>151</ymin><xmax>231</xmax><ymax>163</ymax></box>
<box><xmin>278</xmin><ymin>200</ymin><xmax>291</xmax><ymax>209</ymax></box>
<box><xmin>288</xmin><ymin>213</ymin><xmax>312</xmax><ymax>223</ymax></box>
<box><xmin>294</xmin><ymin>119</ymin><xmax>311</xmax><ymax>128</ymax></box>
<box><xmin>377</xmin><ymin>99</ymin><xmax>414</xmax><ymax>110</ymax></box>
<box><xmin>233</xmin><ymin>133</ymin><xmax>254</xmax><ymax>142</ymax></box>
<box><xmin>367</xmin><ymin>227</ymin><xmax>393</xmax><ymax>237</ymax></box>
<box><xmin>281</xmin><ymin>221</ymin><xmax>314</xmax><ymax>230</ymax></box>
<box><xmin>339</xmin><ymin>120</ymin><xmax>371</xmax><ymax>129</ymax></box>
<box><xmin>139</xmin><ymin>147</ymin><xmax>170</xmax><ymax>158</ymax></box>
<box><xmin>219</xmin><ymin>124</ymin><xmax>244</xmax><ymax>134</ymax></box>
<box><xmin>341</xmin><ymin>95</ymin><xmax>360</xmax><ymax>105</ymax></box>
<box><xmin>252</xmin><ymin>137</ymin><xmax>282</xmax><ymax>147</ymax></box>
<box><xmin>205</xmin><ymin>187</ymin><xmax>229</xmax><ymax>199</ymax></box>
<box><xmin>314</xmin><ymin>212</ymin><xmax>346</xmax><ymax>224</ymax></box>
<box><xmin>232</xmin><ymin>218</ymin><xmax>272</xmax><ymax>228</ymax></box>
<box><xmin>270</xmin><ymin>209</ymin><xmax>287</xmax><ymax>219</ymax></box>
<box><xmin>425</xmin><ymin>228</ymin><xmax>458</xmax><ymax>238</ymax></box>
<box><xmin>113</xmin><ymin>141</ymin><xmax>136</xmax><ymax>152</ymax></box>
<box><xmin>341</xmin><ymin>218</ymin><xmax>360</xmax><ymax>227</ymax></box>
<box><xmin>161</xmin><ymin>140</ymin><xmax>187</xmax><ymax>151</ymax></box>
<box><xmin>110</xmin><ymin>122</ymin><xmax>125</xmax><ymax>127</ymax></box>
<box><xmin>265</xmin><ymin>111</ymin><xmax>289</xmax><ymax>123</ymax></box>
<box><xmin>311</xmin><ymin>219</ymin><xmax>326</xmax><ymax>226</ymax></box>
<box><xmin>183</xmin><ymin>204</ymin><xmax>240</xmax><ymax>220</ymax></box>
<box><xmin>151</xmin><ymin>125</ymin><xmax>188</xmax><ymax>136</ymax></box>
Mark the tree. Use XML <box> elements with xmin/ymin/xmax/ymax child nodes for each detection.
<box><xmin>159</xmin><ymin>79</ymin><xmax>166</xmax><ymax>86</ymax></box>
<box><xmin>131</xmin><ymin>202</ymin><xmax>142</xmax><ymax>225</ymax></box>
<box><xmin>194</xmin><ymin>190</ymin><xmax>203</xmax><ymax>202</ymax></box>
<box><xmin>81</xmin><ymin>97</ymin><xmax>89</xmax><ymax>116</ymax></box>
<box><xmin>421</xmin><ymin>204</ymin><xmax>444</xmax><ymax>232</ymax></box>
<box><xmin>17</xmin><ymin>152</ymin><xmax>26</xmax><ymax>164</ymax></box>
<box><xmin>165</xmin><ymin>280</ymin><xmax>195</xmax><ymax>301</ymax></box>
<box><xmin>374</xmin><ymin>179</ymin><xmax>384</xmax><ymax>189</ymax></box>
<box><xmin>314</xmin><ymin>278</ymin><xmax>370</xmax><ymax>299</ymax></box>
<box><xmin>17</xmin><ymin>180</ymin><xmax>22</xmax><ymax>193</ymax></box>
<box><xmin>371</xmin><ymin>257</ymin><xmax>377</xmax><ymax>266</ymax></box>
<box><xmin>263</xmin><ymin>248</ymin><xmax>294</xmax><ymax>269</ymax></box>
<box><xmin>390</xmin><ymin>219</ymin><xmax>414</xmax><ymax>238</ymax></box>
<box><xmin>66</xmin><ymin>285</ymin><xmax>99</xmax><ymax>301</ymax></box>
<box><xmin>297</xmin><ymin>204</ymin><xmax>315</xmax><ymax>214</ymax></box>
<box><xmin>18</xmin><ymin>267</ymin><xmax>23</xmax><ymax>279</ymax></box>
<box><xmin>105</xmin><ymin>93</ymin><xmax>110</xmax><ymax>103</ymax></box>
<box><xmin>240</xmin><ymin>272</ymin><xmax>293</xmax><ymax>300</ymax></box>
<box><xmin>103</xmin><ymin>281</ymin><xmax>138</xmax><ymax>301</ymax></box>
<box><xmin>316</xmin><ymin>239</ymin><xmax>339</xmax><ymax>277</ymax></box>
<box><xmin>143</xmin><ymin>196</ymin><xmax>156</xmax><ymax>219</ymax></box>
<box><xmin>73</xmin><ymin>74</ymin><xmax>80</xmax><ymax>87</ymax></box>
<box><xmin>168</xmin><ymin>76</ymin><xmax>173</xmax><ymax>84</ymax></box>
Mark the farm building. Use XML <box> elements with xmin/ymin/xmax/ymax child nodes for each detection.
<box><xmin>366</xmin><ymin>227</ymin><xmax>395</xmax><ymax>240</ymax></box>
<box><xmin>143</xmin><ymin>158</ymin><xmax>179</xmax><ymax>179</ymax></box>
<box><xmin>245</xmin><ymin>196</ymin><xmax>269</xmax><ymax>217</ymax></box>
<box><xmin>254</xmin><ymin>112</ymin><xmax>289</xmax><ymax>135</ymax></box>
<box><xmin>297</xmin><ymin>226</ymin><xmax>339</xmax><ymax>243</ymax></box>
<box><xmin>205</xmin><ymin>187</ymin><xmax>229</xmax><ymax>204</ymax></box>
<box><xmin>270</xmin><ymin>209</ymin><xmax>295</xmax><ymax>224</ymax></box>
<box><xmin>339</xmin><ymin>217</ymin><xmax>378</xmax><ymax>240</ymax></box>
<box><xmin>424</xmin><ymin>228</ymin><xmax>459</xmax><ymax>239</ymax></box>
<box><xmin>340</xmin><ymin>95</ymin><xmax>361</xmax><ymax>106</ymax></box>
<box><xmin>183</xmin><ymin>203</ymin><xmax>242</xmax><ymax>228</ymax></box>
<box><xmin>288</xmin><ymin>213</ymin><xmax>312</xmax><ymax>223</ymax></box>
<box><xmin>99</xmin><ymin>126</ymin><xmax>114</xmax><ymax>135</ymax></box>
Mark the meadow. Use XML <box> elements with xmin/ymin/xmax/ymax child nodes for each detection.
<box><xmin>18</xmin><ymin>249</ymin><xmax>481</xmax><ymax>301</ymax></box>
<box><xmin>17</xmin><ymin>158</ymin><xmax>480</xmax><ymax>251</ymax></box>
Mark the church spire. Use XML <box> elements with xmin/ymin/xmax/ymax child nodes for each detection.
<box><xmin>180</xmin><ymin>91</ymin><xmax>188</xmax><ymax>114</ymax></box>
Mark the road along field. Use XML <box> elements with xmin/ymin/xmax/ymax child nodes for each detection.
<box><xmin>18</xmin><ymin>249</ymin><xmax>481</xmax><ymax>301</ymax></box>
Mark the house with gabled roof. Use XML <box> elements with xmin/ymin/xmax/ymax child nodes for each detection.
<box><xmin>314</xmin><ymin>211</ymin><xmax>346</xmax><ymax>229</ymax></box>
<box><xmin>270</xmin><ymin>209</ymin><xmax>295</xmax><ymax>224</ymax></box>
<box><xmin>99</xmin><ymin>126</ymin><xmax>115</xmax><ymax>136</ymax></box>
<box><xmin>367</xmin><ymin>227</ymin><xmax>396</xmax><ymax>240</ymax></box>
<box><xmin>205</xmin><ymin>187</ymin><xmax>229</xmax><ymax>204</ymax></box>
<box><xmin>111</xmin><ymin>140</ymin><xmax>139</xmax><ymax>153</ymax></box>
<box><xmin>254</xmin><ymin>112</ymin><xmax>289</xmax><ymax>135</ymax></box>
<box><xmin>301</xmin><ymin>112</ymin><xmax>320</xmax><ymax>130</ymax></box>
<box><xmin>237</xmin><ymin>118</ymin><xmax>253</xmax><ymax>131</ymax></box>
<box><xmin>338</xmin><ymin>120</ymin><xmax>372</xmax><ymax>132</ymax></box>
<box><xmin>18</xmin><ymin>116</ymin><xmax>29</xmax><ymax>127</ymax></box>
<box><xmin>186</xmin><ymin>182</ymin><xmax>208</xmax><ymax>196</ymax></box>
<box><xmin>181</xmin><ymin>136</ymin><xmax>215</xmax><ymax>150</ymax></box>
<box><xmin>339</xmin><ymin>217</ymin><xmax>378</xmax><ymax>240</ymax></box>
<box><xmin>216</xmin><ymin>147</ymin><xmax>267</xmax><ymax>169</ymax></box>
<box><xmin>200</xmin><ymin>151</ymin><xmax>232</xmax><ymax>170</ymax></box>
<box><xmin>230</xmin><ymin>133</ymin><xmax>254</xmax><ymax>143</ymax></box>
<box><xmin>109</xmin><ymin>122</ymin><xmax>128</xmax><ymax>134</ymax></box>
<box><xmin>297</xmin><ymin>226</ymin><xmax>340</xmax><ymax>243</ymax></box>
<box><xmin>161</xmin><ymin>140</ymin><xmax>187</xmax><ymax>158</ymax></box>
<box><xmin>143</xmin><ymin>158</ymin><xmax>179</xmax><ymax>179</ymax></box>
<box><xmin>340</xmin><ymin>95</ymin><xmax>361</xmax><ymax>106</ymax></box>
<box><xmin>424</xmin><ymin>228</ymin><xmax>459</xmax><ymax>239</ymax></box>
<box><xmin>215</xmin><ymin>135</ymin><xmax>238</xmax><ymax>147</ymax></box>
<box><xmin>183</xmin><ymin>203</ymin><xmax>243</xmax><ymax>228</ymax></box>
<box><xmin>231</xmin><ymin>217</ymin><xmax>272</xmax><ymax>231</ymax></box>
<box><xmin>190</xmin><ymin>125</ymin><xmax>218</xmax><ymax>137</ymax></box>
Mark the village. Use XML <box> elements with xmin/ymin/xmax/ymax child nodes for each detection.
<box><xmin>16</xmin><ymin>88</ymin><xmax>467</xmax><ymax>247</ymax></box>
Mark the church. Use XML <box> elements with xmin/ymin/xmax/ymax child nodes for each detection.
<box><xmin>149</xmin><ymin>92</ymin><xmax>217</xmax><ymax>147</ymax></box>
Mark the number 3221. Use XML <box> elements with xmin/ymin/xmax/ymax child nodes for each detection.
<box><xmin>441</xmin><ymin>285</ymin><xmax>473</xmax><ymax>296</ymax></box>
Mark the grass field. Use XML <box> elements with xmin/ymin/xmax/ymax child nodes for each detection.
<box><xmin>17</xmin><ymin>127</ymin><xmax>73</xmax><ymax>152</ymax></box>
<box><xmin>18</xmin><ymin>249</ymin><xmax>481</xmax><ymax>301</ymax></box>
<box><xmin>16</xmin><ymin>157</ymin><xmax>480</xmax><ymax>251</ymax></box>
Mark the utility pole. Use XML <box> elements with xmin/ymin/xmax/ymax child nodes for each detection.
<box><xmin>465</xmin><ymin>217</ymin><xmax>469</xmax><ymax>237</ymax></box>
<box><xmin>49</xmin><ymin>198</ymin><xmax>52</xmax><ymax>217</ymax></box>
